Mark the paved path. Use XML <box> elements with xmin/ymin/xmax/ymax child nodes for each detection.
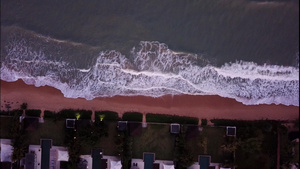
<box><xmin>142</xmin><ymin>113</ymin><xmax>146</xmax><ymax>123</ymax></box>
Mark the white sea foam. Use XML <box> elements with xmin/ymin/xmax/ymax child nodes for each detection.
<box><xmin>1</xmin><ymin>33</ymin><xmax>299</xmax><ymax>106</ymax></box>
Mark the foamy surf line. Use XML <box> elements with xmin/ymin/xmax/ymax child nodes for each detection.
<box><xmin>1</xmin><ymin>28</ymin><xmax>299</xmax><ymax>106</ymax></box>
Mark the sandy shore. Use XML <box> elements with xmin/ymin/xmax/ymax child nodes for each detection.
<box><xmin>1</xmin><ymin>80</ymin><xmax>299</xmax><ymax>121</ymax></box>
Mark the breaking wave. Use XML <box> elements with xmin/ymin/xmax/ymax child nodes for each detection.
<box><xmin>1</xmin><ymin>27</ymin><xmax>299</xmax><ymax>106</ymax></box>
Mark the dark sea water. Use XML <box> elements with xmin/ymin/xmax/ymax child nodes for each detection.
<box><xmin>1</xmin><ymin>0</ymin><xmax>299</xmax><ymax>106</ymax></box>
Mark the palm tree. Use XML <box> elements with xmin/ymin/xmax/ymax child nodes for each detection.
<box><xmin>115</xmin><ymin>130</ymin><xmax>132</xmax><ymax>169</ymax></box>
<box><xmin>10</xmin><ymin>114</ymin><xmax>27</xmax><ymax>168</ymax></box>
<box><xmin>20</xmin><ymin>103</ymin><xmax>28</xmax><ymax>116</ymax></box>
<box><xmin>12</xmin><ymin>134</ymin><xmax>27</xmax><ymax>167</ymax></box>
<box><xmin>221</xmin><ymin>140</ymin><xmax>240</xmax><ymax>153</ymax></box>
<box><xmin>175</xmin><ymin>125</ymin><xmax>194</xmax><ymax>169</ymax></box>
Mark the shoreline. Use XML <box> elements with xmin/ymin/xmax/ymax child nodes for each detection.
<box><xmin>1</xmin><ymin>80</ymin><xmax>299</xmax><ymax>121</ymax></box>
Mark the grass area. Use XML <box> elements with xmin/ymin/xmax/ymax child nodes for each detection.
<box><xmin>0</xmin><ymin>116</ymin><xmax>227</xmax><ymax>163</ymax></box>
<box><xmin>0</xmin><ymin>116</ymin><xmax>14</xmax><ymax>139</ymax></box>
<box><xmin>202</xmin><ymin>127</ymin><xmax>227</xmax><ymax>163</ymax></box>
<box><xmin>80</xmin><ymin>122</ymin><xmax>118</xmax><ymax>156</ymax></box>
<box><xmin>233</xmin><ymin>122</ymin><xmax>279</xmax><ymax>168</ymax></box>
<box><xmin>2</xmin><ymin>113</ymin><xmax>294</xmax><ymax>167</ymax></box>
<box><xmin>97</xmin><ymin>122</ymin><xmax>119</xmax><ymax>156</ymax></box>
<box><xmin>26</xmin><ymin>119</ymin><xmax>66</xmax><ymax>146</ymax></box>
<box><xmin>132</xmin><ymin>123</ymin><xmax>176</xmax><ymax>160</ymax></box>
<box><xmin>186</xmin><ymin>126</ymin><xmax>227</xmax><ymax>163</ymax></box>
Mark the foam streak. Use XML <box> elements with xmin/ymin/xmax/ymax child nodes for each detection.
<box><xmin>1</xmin><ymin>30</ymin><xmax>299</xmax><ymax>106</ymax></box>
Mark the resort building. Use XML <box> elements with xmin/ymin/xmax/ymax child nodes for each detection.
<box><xmin>22</xmin><ymin>139</ymin><xmax>69</xmax><ymax>169</ymax></box>
<box><xmin>131</xmin><ymin>152</ymin><xmax>175</xmax><ymax>169</ymax></box>
<box><xmin>0</xmin><ymin>139</ymin><xmax>13</xmax><ymax>168</ymax></box>
<box><xmin>80</xmin><ymin>153</ymin><xmax>122</xmax><ymax>169</ymax></box>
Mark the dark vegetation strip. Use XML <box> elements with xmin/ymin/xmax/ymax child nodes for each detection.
<box><xmin>25</xmin><ymin>109</ymin><xmax>41</xmax><ymax>117</ymax></box>
<box><xmin>122</xmin><ymin>112</ymin><xmax>143</xmax><ymax>122</ymax></box>
<box><xmin>146</xmin><ymin>113</ymin><xmax>199</xmax><ymax>124</ymax></box>
<box><xmin>95</xmin><ymin>111</ymin><xmax>120</xmax><ymax>121</ymax></box>
<box><xmin>44</xmin><ymin>110</ymin><xmax>56</xmax><ymax>118</ymax></box>
<box><xmin>0</xmin><ymin>110</ymin><xmax>22</xmax><ymax>116</ymax></box>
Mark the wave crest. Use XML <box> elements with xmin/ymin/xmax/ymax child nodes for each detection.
<box><xmin>1</xmin><ymin>27</ymin><xmax>299</xmax><ymax>106</ymax></box>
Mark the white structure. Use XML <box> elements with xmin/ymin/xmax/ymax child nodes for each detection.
<box><xmin>26</xmin><ymin>144</ymin><xmax>68</xmax><ymax>169</ymax></box>
<box><xmin>0</xmin><ymin>139</ymin><xmax>13</xmax><ymax>162</ymax></box>
<box><xmin>27</xmin><ymin>145</ymin><xmax>42</xmax><ymax>169</ymax></box>
<box><xmin>131</xmin><ymin>158</ymin><xmax>144</xmax><ymax>169</ymax></box>
<box><xmin>188</xmin><ymin>162</ymin><xmax>221</xmax><ymax>169</ymax></box>
<box><xmin>102</xmin><ymin>155</ymin><xmax>122</xmax><ymax>169</ymax></box>
<box><xmin>57</xmin><ymin>150</ymin><xmax>69</xmax><ymax>161</ymax></box>
<box><xmin>131</xmin><ymin>158</ymin><xmax>175</xmax><ymax>169</ymax></box>
<box><xmin>78</xmin><ymin>154</ymin><xmax>122</xmax><ymax>169</ymax></box>
<box><xmin>110</xmin><ymin>160</ymin><xmax>122</xmax><ymax>169</ymax></box>
<box><xmin>163</xmin><ymin>164</ymin><xmax>175</xmax><ymax>169</ymax></box>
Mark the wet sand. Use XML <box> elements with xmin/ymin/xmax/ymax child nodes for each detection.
<box><xmin>1</xmin><ymin>80</ymin><xmax>298</xmax><ymax>121</ymax></box>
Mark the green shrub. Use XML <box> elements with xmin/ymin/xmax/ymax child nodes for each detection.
<box><xmin>25</xmin><ymin>109</ymin><xmax>41</xmax><ymax>117</ymax></box>
<box><xmin>211</xmin><ymin>119</ymin><xmax>250</xmax><ymax>127</ymax></box>
<box><xmin>44</xmin><ymin>110</ymin><xmax>56</xmax><ymax>118</ymax></box>
<box><xmin>12</xmin><ymin>110</ymin><xmax>22</xmax><ymax>116</ymax></box>
<box><xmin>211</xmin><ymin>119</ymin><xmax>281</xmax><ymax>129</ymax></box>
<box><xmin>59</xmin><ymin>109</ymin><xmax>76</xmax><ymax>119</ymax></box>
<box><xmin>122</xmin><ymin>112</ymin><xmax>143</xmax><ymax>122</ymax></box>
<box><xmin>0</xmin><ymin>110</ymin><xmax>22</xmax><ymax>116</ymax></box>
<box><xmin>201</xmin><ymin>119</ymin><xmax>207</xmax><ymax>126</ymax></box>
<box><xmin>59</xmin><ymin>109</ymin><xmax>92</xmax><ymax>119</ymax></box>
<box><xmin>78</xmin><ymin>110</ymin><xmax>92</xmax><ymax>120</ymax></box>
<box><xmin>0</xmin><ymin>110</ymin><xmax>9</xmax><ymax>115</ymax></box>
<box><xmin>95</xmin><ymin>111</ymin><xmax>119</xmax><ymax>121</ymax></box>
<box><xmin>146</xmin><ymin>113</ymin><xmax>198</xmax><ymax>124</ymax></box>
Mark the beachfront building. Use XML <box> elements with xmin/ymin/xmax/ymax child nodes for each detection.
<box><xmin>80</xmin><ymin>153</ymin><xmax>122</xmax><ymax>169</ymax></box>
<box><xmin>22</xmin><ymin>139</ymin><xmax>69</xmax><ymax>169</ymax></box>
<box><xmin>0</xmin><ymin>139</ymin><xmax>13</xmax><ymax>168</ymax></box>
<box><xmin>130</xmin><ymin>152</ymin><xmax>175</xmax><ymax>169</ymax></box>
<box><xmin>58</xmin><ymin>147</ymin><xmax>122</xmax><ymax>169</ymax></box>
<box><xmin>19</xmin><ymin>139</ymin><xmax>123</xmax><ymax>169</ymax></box>
<box><xmin>187</xmin><ymin>155</ymin><xmax>222</xmax><ymax>169</ymax></box>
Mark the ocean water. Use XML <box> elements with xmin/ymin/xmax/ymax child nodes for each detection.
<box><xmin>1</xmin><ymin>0</ymin><xmax>299</xmax><ymax>106</ymax></box>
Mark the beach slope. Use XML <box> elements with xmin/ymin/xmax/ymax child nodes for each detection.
<box><xmin>1</xmin><ymin>80</ymin><xmax>298</xmax><ymax>121</ymax></box>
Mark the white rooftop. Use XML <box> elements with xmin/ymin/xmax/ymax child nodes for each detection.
<box><xmin>0</xmin><ymin>139</ymin><xmax>13</xmax><ymax>162</ymax></box>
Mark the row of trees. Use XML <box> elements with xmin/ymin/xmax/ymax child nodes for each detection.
<box><xmin>174</xmin><ymin>126</ymin><xmax>194</xmax><ymax>169</ymax></box>
<box><xmin>65</xmin><ymin>120</ymin><xmax>109</xmax><ymax>168</ymax></box>
<box><xmin>7</xmin><ymin>103</ymin><xmax>297</xmax><ymax>169</ymax></box>
<box><xmin>115</xmin><ymin>129</ymin><xmax>133</xmax><ymax>169</ymax></box>
<box><xmin>10</xmin><ymin>113</ymin><xmax>28</xmax><ymax>168</ymax></box>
